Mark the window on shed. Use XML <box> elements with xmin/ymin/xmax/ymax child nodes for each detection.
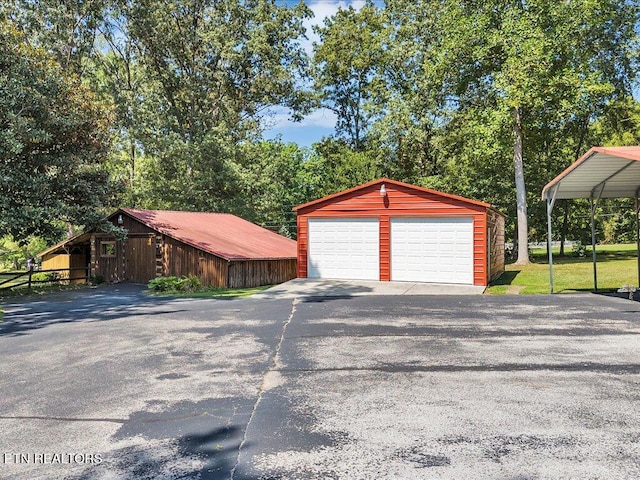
<box><xmin>100</xmin><ymin>241</ymin><xmax>116</xmax><ymax>258</ymax></box>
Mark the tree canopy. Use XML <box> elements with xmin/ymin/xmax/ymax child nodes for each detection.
<box><xmin>1</xmin><ymin>0</ymin><xmax>639</xmax><ymax>254</ymax></box>
<box><xmin>0</xmin><ymin>21</ymin><xmax>118</xmax><ymax>242</ymax></box>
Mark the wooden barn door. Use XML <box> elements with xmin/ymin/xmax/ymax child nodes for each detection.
<box><xmin>124</xmin><ymin>235</ymin><xmax>156</xmax><ymax>283</ymax></box>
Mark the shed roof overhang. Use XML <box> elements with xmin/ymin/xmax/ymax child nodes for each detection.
<box><xmin>542</xmin><ymin>146</ymin><xmax>640</xmax><ymax>200</ymax></box>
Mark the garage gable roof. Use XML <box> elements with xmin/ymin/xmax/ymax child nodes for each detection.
<box><xmin>293</xmin><ymin>178</ymin><xmax>492</xmax><ymax>212</ymax></box>
<box><xmin>118</xmin><ymin>209</ymin><xmax>296</xmax><ymax>261</ymax></box>
<box><xmin>542</xmin><ymin>146</ymin><xmax>640</xmax><ymax>200</ymax></box>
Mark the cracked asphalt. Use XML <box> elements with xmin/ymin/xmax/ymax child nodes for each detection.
<box><xmin>1</xmin><ymin>285</ymin><xmax>640</xmax><ymax>479</ymax></box>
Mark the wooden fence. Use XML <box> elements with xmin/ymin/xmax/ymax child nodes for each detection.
<box><xmin>0</xmin><ymin>267</ymin><xmax>89</xmax><ymax>291</ymax></box>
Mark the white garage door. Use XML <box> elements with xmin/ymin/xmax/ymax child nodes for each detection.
<box><xmin>391</xmin><ymin>217</ymin><xmax>474</xmax><ymax>284</ymax></box>
<box><xmin>308</xmin><ymin>218</ymin><xmax>379</xmax><ymax>280</ymax></box>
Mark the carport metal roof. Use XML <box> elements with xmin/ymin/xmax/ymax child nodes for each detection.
<box><xmin>542</xmin><ymin>146</ymin><xmax>640</xmax><ymax>293</ymax></box>
<box><xmin>542</xmin><ymin>146</ymin><xmax>640</xmax><ymax>200</ymax></box>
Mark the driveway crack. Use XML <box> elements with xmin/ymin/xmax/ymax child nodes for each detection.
<box><xmin>229</xmin><ymin>297</ymin><xmax>298</xmax><ymax>480</ymax></box>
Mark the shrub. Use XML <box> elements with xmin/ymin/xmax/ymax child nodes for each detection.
<box><xmin>571</xmin><ymin>241</ymin><xmax>587</xmax><ymax>258</ymax></box>
<box><xmin>148</xmin><ymin>275</ymin><xmax>203</xmax><ymax>293</ymax></box>
<box><xmin>31</xmin><ymin>272</ymin><xmax>59</xmax><ymax>282</ymax></box>
<box><xmin>148</xmin><ymin>276</ymin><xmax>180</xmax><ymax>292</ymax></box>
<box><xmin>180</xmin><ymin>275</ymin><xmax>201</xmax><ymax>292</ymax></box>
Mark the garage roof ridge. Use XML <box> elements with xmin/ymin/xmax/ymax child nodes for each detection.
<box><xmin>293</xmin><ymin>177</ymin><xmax>492</xmax><ymax>211</ymax></box>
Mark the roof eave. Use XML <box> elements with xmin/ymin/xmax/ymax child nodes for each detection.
<box><xmin>293</xmin><ymin>178</ymin><xmax>491</xmax><ymax>212</ymax></box>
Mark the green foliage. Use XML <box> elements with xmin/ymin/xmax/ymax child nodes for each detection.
<box><xmin>99</xmin><ymin>0</ymin><xmax>313</xmax><ymax>212</ymax></box>
<box><xmin>2</xmin><ymin>0</ymin><xmax>108</xmax><ymax>75</ymax></box>
<box><xmin>0</xmin><ymin>22</ymin><xmax>120</xmax><ymax>244</ymax></box>
<box><xmin>570</xmin><ymin>241</ymin><xmax>587</xmax><ymax>258</ymax></box>
<box><xmin>2</xmin><ymin>0</ymin><xmax>640</xmax><ymax>251</ymax></box>
<box><xmin>313</xmin><ymin>2</ymin><xmax>386</xmax><ymax>148</ymax></box>
<box><xmin>32</xmin><ymin>271</ymin><xmax>59</xmax><ymax>282</ymax></box>
<box><xmin>148</xmin><ymin>275</ymin><xmax>201</xmax><ymax>293</ymax></box>
<box><xmin>0</xmin><ymin>235</ymin><xmax>47</xmax><ymax>270</ymax></box>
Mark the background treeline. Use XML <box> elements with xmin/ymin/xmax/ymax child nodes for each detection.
<box><xmin>1</xmin><ymin>0</ymin><xmax>639</xmax><ymax>268</ymax></box>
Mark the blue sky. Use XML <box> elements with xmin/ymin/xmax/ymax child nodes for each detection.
<box><xmin>262</xmin><ymin>0</ymin><xmax>367</xmax><ymax>147</ymax></box>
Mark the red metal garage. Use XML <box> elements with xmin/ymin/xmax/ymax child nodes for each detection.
<box><xmin>294</xmin><ymin>178</ymin><xmax>505</xmax><ymax>286</ymax></box>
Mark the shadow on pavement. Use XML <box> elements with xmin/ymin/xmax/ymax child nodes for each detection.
<box><xmin>0</xmin><ymin>284</ymin><xmax>186</xmax><ymax>338</ymax></box>
<box><xmin>68</xmin><ymin>425</ymin><xmax>257</xmax><ymax>480</ymax></box>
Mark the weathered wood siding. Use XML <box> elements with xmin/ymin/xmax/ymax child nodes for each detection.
<box><xmin>92</xmin><ymin>234</ymin><xmax>123</xmax><ymax>283</ymax></box>
<box><xmin>297</xmin><ymin>182</ymin><xmax>488</xmax><ymax>285</ymax></box>
<box><xmin>228</xmin><ymin>259</ymin><xmax>297</xmax><ymax>288</ymax></box>
<box><xmin>84</xmin><ymin>212</ymin><xmax>296</xmax><ymax>288</ymax></box>
<box><xmin>162</xmin><ymin>236</ymin><xmax>229</xmax><ymax>287</ymax></box>
<box><xmin>123</xmin><ymin>235</ymin><xmax>156</xmax><ymax>283</ymax></box>
<box><xmin>112</xmin><ymin>214</ymin><xmax>156</xmax><ymax>234</ymax></box>
<box><xmin>487</xmin><ymin>209</ymin><xmax>506</xmax><ymax>281</ymax></box>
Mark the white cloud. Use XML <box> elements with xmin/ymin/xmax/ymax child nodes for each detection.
<box><xmin>265</xmin><ymin>106</ymin><xmax>337</xmax><ymax>129</ymax></box>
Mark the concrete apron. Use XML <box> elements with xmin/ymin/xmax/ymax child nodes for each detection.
<box><xmin>252</xmin><ymin>278</ymin><xmax>486</xmax><ymax>299</ymax></box>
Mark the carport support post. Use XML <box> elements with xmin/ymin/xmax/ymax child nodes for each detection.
<box><xmin>546</xmin><ymin>186</ymin><xmax>558</xmax><ymax>293</ymax></box>
<box><xmin>636</xmin><ymin>192</ymin><xmax>640</xmax><ymax>288</ymax></box>
<box><xmin>590</xmin><ymin>197</ymin><xmax>598</xmax><ymax>292</ymax></box>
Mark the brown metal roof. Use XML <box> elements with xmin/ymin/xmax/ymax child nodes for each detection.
<box><xmin>542</xmin><ymin>146</ymin><xmax>640</xmax><ymax>200</ymax></box>
<box><xmin>118</xmin><ymin>209</ymin><xmax>296</xmax><ymax>261</ymax></box>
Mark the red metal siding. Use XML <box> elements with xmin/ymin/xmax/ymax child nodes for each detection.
<box><xmin>379</xmin><ymin>215</ymin><xmax>390</xmax><ymax>281</ymax></box>
<box><xmin>297</xmin><ymin>216</ymin><xmax>309</xmax><ymax>278</ymax></box>
<box><xmin>297</xmin><ymin>181</ymin><xmax>491</xmax><ymax>286</ymax></box>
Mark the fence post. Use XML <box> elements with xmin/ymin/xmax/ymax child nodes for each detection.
<box><xmin>28</xmin><ymin>266</ymin><xmax>33</xmax><ymax>289</ymax></box>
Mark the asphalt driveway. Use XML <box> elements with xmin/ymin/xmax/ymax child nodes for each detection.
<box><xmin>1</xmin><ymin>285</ymin><xmax>640</xmax><ymax>479</ymax></box>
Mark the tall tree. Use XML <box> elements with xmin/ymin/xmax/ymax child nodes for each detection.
<box><xmin>116</xmin><ymin>0</ymin><xmax>312</xmax><ymax>211</ymax></box>
<box><xmin>2</xmin><ymin>0</ymin><xmax>108</xmax><ymax>76</ymax></box>
<box><xmin>0</xmin><ymin>22</ymin><xmax>118</xmax><ymax>242</ymax></box>
<box><xmin>312</xmin><ymin>1</ymin><xmax>386</xmax><ymax>149</ymax></box>
<box><xmin>386</xmin><ymin>0</ymin><xmax>638</xmax><ymax>262</ymax></box>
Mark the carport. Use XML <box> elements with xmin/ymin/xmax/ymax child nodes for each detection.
<box><xmin>542</xmin><ymin>146</ymin><xmax>640</xmax><ymax>293</ymax></box>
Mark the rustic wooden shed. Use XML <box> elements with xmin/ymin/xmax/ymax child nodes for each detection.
<box><xmin>40</xmin><ymin>209</ymin><xmax>297</xmax><ymax>288</ymax></box>
<box><xmin>294</xmin><ymin>178</ymin><xmax>505</xmax><ymax>286</ymax></box>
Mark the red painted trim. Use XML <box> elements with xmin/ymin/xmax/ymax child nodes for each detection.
<box><xmin>297</xmin><ymin>216</ymin><xmax>308</xmax><ymax>278</ymax></box>
<box><xmin>379</xmin><ymin>216</ymin><xmax>390</xmax><ymax>281</ymax></box>
<box><xmin>294</xmin><ymin>178</ymin><xmax>491</xmax><ymax>212</ymax></box>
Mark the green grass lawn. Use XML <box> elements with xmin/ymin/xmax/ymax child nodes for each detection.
<box><xmin>487</xmin><ymin>243</ymin><xmax>638</xmax><ymax>294</ymax></box>
<box><xmin>147</xmin><ymin>285</ymin><xmax>271</xmax><ymax>299</ymax></box>
<box><xmin>0</xmin><ymin>271</ymin><xmax>29</xmax><ymax>289</ymax></box>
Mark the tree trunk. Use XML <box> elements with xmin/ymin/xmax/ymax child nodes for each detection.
<box><xmin>513</xmin><ymin>106</ymin><xmax>530</xmax><ymax>265</ymax></box>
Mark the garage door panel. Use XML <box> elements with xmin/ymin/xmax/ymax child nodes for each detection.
<box><xmin>308</xmin><ymin>219</ymin><xmax>379</xmax><ymax>280</ymax></box>
<box><xmin>391</xmin><ymin>218</ymin><xmax>474</xmax><ymax>284</ymax></box>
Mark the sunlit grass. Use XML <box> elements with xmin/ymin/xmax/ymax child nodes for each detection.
<box><xmin>487</xmin><ymin>243</ymin><xmax>638</xmax><ymax>294</ymax></box>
